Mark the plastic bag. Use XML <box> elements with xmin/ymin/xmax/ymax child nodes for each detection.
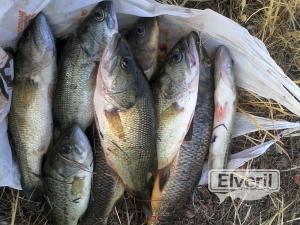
<box><xmin>0</xmin><ymin>48</ymin><xmax>20</xmax><ymax>189</ymax></box>
<box><xmin>0</xmin><ymin>0</ymin><xmax>299</xmax><ymax>189</ymax></box>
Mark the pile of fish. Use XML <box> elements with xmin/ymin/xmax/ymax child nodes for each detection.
<box><xmin>8</xmin><ymin>1</ymin><xmax>237</xmax><ymax>225</ymax></box>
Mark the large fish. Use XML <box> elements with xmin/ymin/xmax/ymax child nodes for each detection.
<box><xmin>152</xmin><ymin>32</ymin><xmax>200</xmax><ymax>171</ymax></box>
<box><xmin>43</xmin><ymin>125</ymin><xmax>93</xmax><ymax>225</ymax></box>
<box><xmin>81</xmin><ymin>125</ymin><xmax>124</xmax><ymax>225</ymax></box>
<box><xmin>125</xmin><ymin>17</ymin><xmax>159</xmax><ymax>80</ymax></box>
<box><xmin>208</xmin><ymin>46</ymin><xmax>237</xmax><ymax>170</ymax></box>
<box><xmin>54</xmin><ymin>1</ymin><xmax>118</xmax><ymax>132</ymax></box>
<box><xmin>94</xmin><ymin>33</ymin><xmax>157</xmax><ymax>194</ymax></box>
<box><xmin>149</xmin><ymin>41</ymin><xmax>214</xmax><ymax>225</ymax></box>
<box><xmin>9</xmin><ymin>13</ymin><xmax>56</xmax><ymax>197</ymax></box>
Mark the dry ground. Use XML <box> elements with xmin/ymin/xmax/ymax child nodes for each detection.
<box><xmin>1</xmin><ymin>0</ymin><xmax>300</xmax><ymax>224</ymax></box>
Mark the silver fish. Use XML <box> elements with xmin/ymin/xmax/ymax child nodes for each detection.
<box><xmin>149</xmin><ymin>42</ymin><xmax>214</xmax><ymax>224</ymax></box>
<box><xmin>43</xmin><ymin>125</ymin><xmax>93</xmax><ymax>225</ymax></box>
<box><xmin>208</xmin><ymin>46</ymin><xmax>237</xmax><ymax>170</ymax></box>
<box><xmin>152</xmin><ymin>32</ymin><xmax>200</xmax><ymax>171</ymax></box>
<box><xmin>53</xmin><ymin>1</ymin><xmax>118</xmax><ymax>132</ymax></box>
<box><xmin>9</xmin><ymin>13</ymin><xmax>56</xmax><ymax>197</ymax></box>
<box><xmin>94</xmin><ymin>33</ymin><xmax>157</xmax><ymax>193</ymax></box>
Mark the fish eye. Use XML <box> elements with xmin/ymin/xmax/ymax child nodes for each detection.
<box><xmin>135</xmin><ymin>26</ymin><xmax>145</xmax><ymax>37</ymax></box>
<box><xmin>120</xmin><ymin>57</ymin><xmax>129</xmax><ymax>69</ymax></box>
<box><xmin>171</xmin><ymin>50</ymin><xmax>183</xmax><ymax>63</ymax></box>
<box><xmin>94</xmin><ymin>9</ymin><xmax>105</xmax><ymax>22</ymax></box>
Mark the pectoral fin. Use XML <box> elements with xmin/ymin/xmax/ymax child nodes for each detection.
<box><xmin>151</xmin><ymin>167</ymin><xmax>170</xmax><ymax>209</ymax></box>
<box><xmin>104</xmin><ymin>110</ymin><xmax>125</xmax><ymax>139</ymax></box>
<box><xmin>21</xmin><ymin>78</ymin><xmax>38</xmax><ymax>105</ymax></box>
<box><xmin>160</xmin><ymin>102</ymin><xmax>184</xmax><ymax>123</ymax></box>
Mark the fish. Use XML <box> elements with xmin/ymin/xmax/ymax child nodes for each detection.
<box><xmin>8</xmin><ymin>13</ymin><xmax>56</xmax><ymax>197</ymax></box>
<box><xmin>149</xmin><ymin>41</ymin><xmax>214</xmax><ymax>225</ymax></box>
<box><xmin>152</xmin><ymin>32</ymin><xmax>200</xmax><ymax>171</ymax></box>
<box><xmin>81</xmin><ymin>125</ymin><xmax>124</xmax><ymax>225</ymax></box>
<box><xmin>93</xmin><ymin>33</ymin><xmax>157</xmax><ymax>194</ymax></box>
<box><xmin>208</xmin><ymin>46</ymin><xmax>237</xmax><ymax>170</ymax></box>
<box><xmin>125</xmin><ymin>17</ymin><xmax>159</xmax><ymax>80</ymax></box>
<box><xmin>53</xmin><ymin>1</ymin><xmax>118</xmax><ymax>132</ymax></box>
<box><xmin>43</xmin><ymin>124</ymin><xmax>93</xmax><ymax>225</ymax></box>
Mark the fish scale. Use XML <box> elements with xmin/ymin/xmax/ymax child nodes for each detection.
<box><xmin>82</xmin><ymin>125</ymin><xmax>124</xmax><ymax>225</ymax></box>
<box><xmin>150</xmin><ymin>43</ymin><xmax>214</xmax><ymax>225</ymax></box>
<box><xmin>54</xmin><ymin>36</ymin><xmax>97</xmax><ymax>131</ymax></box>
<box><xmin>100</xmin><ymin>86</ymin><xmax>156</xmax><ymax>192</ymax></box>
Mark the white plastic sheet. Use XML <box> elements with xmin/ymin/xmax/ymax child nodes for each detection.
<box><xmin>0</xmin><ymin>0</ymin><xmax>299</xmax><ymax>189</ymax></box>
<box><xmin>199</xmin><ymin>128</ymin><xmax>300</xmax><ymax>186</ymax></box>
<box><xmin>0</xmin><ymin>48</ymin><xmax>21</xmax><ymax>189</ymax></box>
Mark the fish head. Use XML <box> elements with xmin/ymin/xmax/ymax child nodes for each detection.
<box><xmin>159</xmin><ymin>32</ymin><xmax>200</xmax><ymax>100</ymax></box>
<box><xmin>49</xmin><ymin>125</ymin><xmax>93</xmax><ymax>177</ymax></box>
<box><xmin>78</xmin><ymin>1</ymin><xmax>118</xmax><ymax>57</ymax></box>
<box><xmin>214</xmin><ymin>46</ymin><xmax>235</xmax><ymax>88</ymax></box>
<box><xmin>127</xmin><ymin>17</ymin><xmax>159</xmax><ymax>49</ymax></box>
<box><xmin>100</xmin><ymin>33</ymin><xmax>144</xmax><ymax>109</ymax></box>
<box><xmin>18</xmin><ymin>13</ymin><xmax>55</xmax><ymax>66</ymax></box>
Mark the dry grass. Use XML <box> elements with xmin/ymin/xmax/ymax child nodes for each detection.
<box><xmin>1</xmin><ymin>0</ymin><xmax>300</xmax><ymax>224</ymax></box>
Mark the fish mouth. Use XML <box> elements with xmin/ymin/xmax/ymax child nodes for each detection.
<box><xmin>32</xmin><ymin>13</ymin><xmax>55</xmax><ymax>53</ymax></box>
<box><xmin>70</xmin><ymin>125</ymin><xmax>91</xmax><ymax>155</ymax></box>
<box><xmin>215</xmin><ymin>46</ymin><xmax>232</xmax><ymax>79</ymax></box>
<box><xmin>102</xmin><ymin>1</ymin><xmax>117</xmax><ymax>30</ymax></box>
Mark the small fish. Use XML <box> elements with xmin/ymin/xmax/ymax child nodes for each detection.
<box><xmin>8</xmin><ymin>13</ymin><xmax>56</xmax><ymax>197</ymax></box>
<box><xmin>53</xmin><ymin>1</ymin><xmax>118</xmax><ymax>132</ymax></box>
<box><xmin>81</xmin><ymin>125</ymin><xmax>124</xmax><ymax>225</ymax></box>
<box><xmin>94</xmin><ymin>33</ymin><xmax>157</xmax><ymax>194</ymax></box>
<box><xmin>208</xmin><ymin>46</ymin><xmax>237</xmax><ymax>170</ymax></box>
<box><xmin>149</xmin><ymin>42</ymin><xmax>214</xmax><ymax>225</ymax></box>
<box><xmin>43</xmin><ymin>125</ymin><xmax>93</xmax><ymax>225</ymax></box>
<box><xmin>152</xmin><ymin>32</ymin><xmax>200</xmax><ymax>171</ymax></box>
<box><xmin>126</xmin><ymin>17</ymin><xmax>159</xmax><ymax>80</ymax></box>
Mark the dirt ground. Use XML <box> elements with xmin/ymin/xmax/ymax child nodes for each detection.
<box><xmin>1</xmin><ymin>0</ymin><xmax>300</xmax><ymax>225</ymax></box>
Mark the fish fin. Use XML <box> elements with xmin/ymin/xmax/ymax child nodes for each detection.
<box><xmin>20</xmin><ymin>78</ymin><xmax>38</xmax><ymax>105</ymax></box>
<box><xmin>215</xmin><ymin>102</ymin><xmax>228</xmax><ymax>123</ymax></box>
<box><xmin>22</xmin><ymin>173</ymin><xmax>44</xmax><ymax>201</ymax></box>
<box><xmin>134</xmin><ymin>188</ymin><xmax>152</xmax><ymax>220</ymax></box>
<box><xmin>184</xmin><ymin>118</ymin><xmax>194</xmax><ymax>142</ymax></box>
<box><xmin>72</xmin><ymin>176</ymin><xmax>85</xmax><ymax>195</ymax></box>
<box><xmin>104</xmin><ymin>109</ymin><xmax>125</xmax><ymax>139</ymax></box>
<box><xmin>160</xmin><ymin>102</ymin><xmax>184</xmax><ymax>123</ymax></box>
<box><xmin>151</xmin><ymin>167</ymin><xmax>171</xmax><ymax>209</ymax></box>
<box><xmin>90</xmin><ymin>62</ymin><xmax>99</xmax><ymax>85</ymax></box>
<box><xmin>25</xmin><ymin>77</ymin><xmax>38</xmax><ymax>87</ymax></box>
